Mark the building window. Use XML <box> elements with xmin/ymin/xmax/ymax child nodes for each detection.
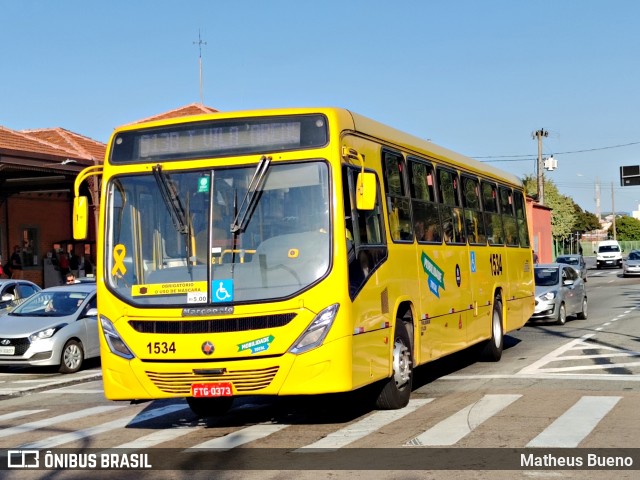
<box><xmin>21</xmin><ymin>227</ymin><xmax>38</xmax><ymax>267</ymax></box>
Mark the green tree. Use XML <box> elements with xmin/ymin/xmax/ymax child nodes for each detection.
<box><xmin>609</xmin><ymin>215</ymin><xmax>640</xmax><ymax>240</ymax></box>
<box><xmin>572</xmin><ymin>205</ymin><xmax>601</xmax><ymax>233</ymax></box>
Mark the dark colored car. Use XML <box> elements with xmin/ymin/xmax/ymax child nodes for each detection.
<box><xmin>0</xmin><ymin>279</ymin><xmax>42</xmax><ymax>315</ymax></box>
<box><xmin>555</xmin><ymin>254</ymin><xmax>587</xmax><ymax>281</ymax></box>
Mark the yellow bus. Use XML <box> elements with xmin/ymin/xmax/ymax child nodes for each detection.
<box><xmin>73</xmin><ymin>107</ymin><xmax>534</xmax><ymax>415</ymax></box>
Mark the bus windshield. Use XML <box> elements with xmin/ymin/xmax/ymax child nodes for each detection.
<box><xmin>106</xmin><ymin>160</ymin><xmax>331</xmax><ymax>306</ymax></box>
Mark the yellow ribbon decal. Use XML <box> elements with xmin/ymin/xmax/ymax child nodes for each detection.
<box><xmin>112</xmin><ymin>244</ymin><xmax>127</xmax><ymax>276</ymax></box>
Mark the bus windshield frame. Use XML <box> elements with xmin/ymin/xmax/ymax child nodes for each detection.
<box><xmin>105</xmin><ymin>160</ymin><xmax>332</xmax><ymax>307</ymax></box>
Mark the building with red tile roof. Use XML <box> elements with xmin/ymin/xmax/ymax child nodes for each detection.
<box><xmin>1</xmin><ymin>103</ymin><xmax>218</xmax><ymax>286</ymax></box>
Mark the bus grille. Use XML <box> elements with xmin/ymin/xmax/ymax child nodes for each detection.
<box><xmin>145</xmin><ymin>366</ymin><xmax>280</xmax><ymax>394</ymax></box>
<box><xmin>129</xmin><ymin>313</ymin><xmax>296</xmax><ymax>334</ymax></box>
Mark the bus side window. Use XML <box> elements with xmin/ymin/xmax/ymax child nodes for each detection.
<box><xmin>513</xmin><ymin>190</ymin><xmax>531</xmax><ymax>247</ymax></box>
<box><xmin>343</xmin><ymin>166</ymin><xmax>387</xmax><ymax>299</ymax></box>
<box><xmin>437</xmin><ymin>168</ymin><xmax>466</xmax><ymax>245</ymax></box>
<box><xmin>409</xmin><ymin>159</ymin><xmax>442</xmax><ymax>243</ymax></box>
<box><xmin>500</xmin><ymin>186</ymin><xmax>519</xmax><ymax>247</ymax></box>
<box><xmin>382</xmin><ymin>150</ymin><xmax>412</xmax><ymax>242</ymax></box>
<box><xmin>481</xmin><ymin>181</ymin><xmax>504</xmax><ymax>245</ymax></box>
<box><xmin>461</xmin><ymin>175</ymin><xmax>486</xmax><ymax>245</ymax></box>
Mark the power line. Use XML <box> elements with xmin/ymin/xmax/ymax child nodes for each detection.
<box><xmin>474</xmin><ymin>140</ymin><xmax>640</xmax><ymax>162</ymax></box>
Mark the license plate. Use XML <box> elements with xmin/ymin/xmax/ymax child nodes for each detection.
<box><xmin>191</xmin><ymin>382</ymin><xmax>233</xmax><ymax>397</ymax></box>
<box><xmin>0</xmin><ymin>346</ymin><xmax>15</xmax><ymax>355</ymax></box>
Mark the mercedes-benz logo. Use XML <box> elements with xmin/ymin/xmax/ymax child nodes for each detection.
<box><xmin>0</xmin><ymin>339</ymin><xmax>11</xmax><ymax>346</ymax></box>
<box><xmin>201</xmin><ymin>341</ymin><xmax>214</xmax><ymax>355</ymax></box>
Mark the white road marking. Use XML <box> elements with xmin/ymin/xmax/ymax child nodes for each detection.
<box><xmin>0</xmin><ymin>410</ymin><xmax>47</xmax><ymax>422</ymax></box>
<box><xmin>0</xmin><ymin>406</ymin><xmax>124</xmax><ymax>439</ymax></box>
<box><xmin>297</xmin><ymin>398</ymin><xmax>433</xmax><ymax>451</ymax></box>
<box><xmin>188</xmin><ymin>424</ymin><xmax>289</xmax><ymax>451</ymax></box>
<box><xmin>20</xmin><ymin>404</ymin><xmax>189</xmax><ymax>449</ymax></box>
<box><xmin>406</xmin><ymin>394</ymin><xmax>521</xmax><ymax>446</ymax></box>
<box><xmin>527</xmin><ymin>396</ymin><xmax>621</xmax><ymax>447</ymax></box>
<box><xmin>115</xmin><ymin>426</ymin><xmax>195</xmax><ymax>450</ymax></box>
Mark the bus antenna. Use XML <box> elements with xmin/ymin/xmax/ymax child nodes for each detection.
<box><xmin>193</xmin><ymin>29</ymin><xmax>207</xmax><ymax>104</ymax></box>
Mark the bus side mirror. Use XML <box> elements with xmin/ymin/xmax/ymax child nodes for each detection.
<box><xmin>356</xmin><ymin>172</ymin><xmax>376</xmax><ymax>211</ymax></box>
<box><xmin>73</xmin><ymin>196</ymin><xmax>89</xmax><ymax>240</ymax></box>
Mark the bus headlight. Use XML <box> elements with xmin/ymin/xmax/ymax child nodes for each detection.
<box><xmin>289</xmin><ymin>304</ymin><xmax>339</xmax><ymax>354</ymax></box>
<box><xmin>100</xmin><ymin>316</ymin><xmax>135</xmax><ymax>360</ymax></box>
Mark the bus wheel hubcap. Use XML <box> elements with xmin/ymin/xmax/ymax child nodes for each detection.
<box><xmin>393</xmin><ymin>338</ymin><xmax>411</xmax><ymax>387</ymax></box>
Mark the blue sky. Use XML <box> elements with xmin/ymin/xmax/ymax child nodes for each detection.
<box><xmin>3</xmin><ymin>0</ymin><xmax>640</xmax><ymax>215</ymax></box>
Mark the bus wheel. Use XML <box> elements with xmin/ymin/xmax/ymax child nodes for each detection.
<box><xmin>480</xmin><ymin>299</ymin><xmax>503</xmax><ymax>362</ymax></box>
<box><xmin>186</xmin><ymin>397</ymin><xmax>234</xmax><ymax>418</ymax></box>
<box><xmin>375</xmin><ymin>323</ymin><xmax>413</xmax><ymax>410</ymax></box>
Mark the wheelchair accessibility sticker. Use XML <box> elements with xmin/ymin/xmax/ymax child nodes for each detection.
<box><xmin>213</xmin><ymin>279</ymin><xmax>234</xmax><ymax>302</ymax></box>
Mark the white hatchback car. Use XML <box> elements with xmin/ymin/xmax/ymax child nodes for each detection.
<box><xmin>0</xmin><ymin>284</ymin><xmax>98</xmax><ymax>373</ymax></box>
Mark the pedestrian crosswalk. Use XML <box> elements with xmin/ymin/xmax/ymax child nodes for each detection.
<box><xmin>0</xmin><ymin>392</ymin><xmax>636</xmax><ymax>452</ymax></box>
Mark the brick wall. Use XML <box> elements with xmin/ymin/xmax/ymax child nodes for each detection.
<box><xmin>4</xmin><ymin>194</ymin><xmax>72</xmax><ymax>287</ymax></box>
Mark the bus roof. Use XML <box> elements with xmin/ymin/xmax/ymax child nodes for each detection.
<box><xmin>110</xmin><ymin>106</ymin><xmax>523</xmax><ymax>187</ymax></box>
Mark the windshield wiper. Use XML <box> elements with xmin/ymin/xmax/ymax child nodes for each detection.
<box><xmin>230</xmin><ymin>156</ymin><xmax>271</xmax><ymax>234</ymax></box>
<box><xmin>153</xmin><ymin>165</ymin><xmax>188</xmax><ymax>234</ymax></box>
<box><xmin>152</xmin><ymin>165</ymin><xmax>195</xmax><ymax>272</ymax></box>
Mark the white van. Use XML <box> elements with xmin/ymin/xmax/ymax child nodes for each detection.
<box><xmin>594</xmin><ymin>240</ymin><xmax>623</xmax><ymax>269</ymax></box>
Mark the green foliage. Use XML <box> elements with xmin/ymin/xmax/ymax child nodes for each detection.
<box><xmin>572</xmin><ymin>204</ymin><xmax>600</xmax><ymax>233</ymax></box>
<box><xmin>521</xmin><ymin>174</ymin><xmax>600</xmax><ymax>240</ymax></box>
<box><xmin>609</xmin><ymin>215</ymin><xmax>640</xmax><ymax>240</ymax></box>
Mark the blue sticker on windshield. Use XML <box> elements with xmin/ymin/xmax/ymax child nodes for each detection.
<box><xmin>213</xmin><ymin>279</ymin><xmax>234</xmax><ymax>302</ymax></box>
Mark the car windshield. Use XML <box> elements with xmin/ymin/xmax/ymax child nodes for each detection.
<box><xmin>599</xmin><ymin>245</ymin><xmax>620</xmax><ymax>252</ymax></box>
<box><xmin>628</xmin><ymin>252</ymin><xmax>640</xmax><ymax>260</ymax></box>
<box><xmin>534</xmin><ymin>268</ymin><xmax>559</xmax><ymax>287</ymax></box>
<box><xmin>557</xmin><ymin>257</ymin><xmax>579</xmax><ymax>265</ymax></box>
<box><xmin>9</xmin><ymin>291</ymin><xmax>89</xmax><ymax>317</ymax></box>
<box><xmin>105</xmin><ymin>161</ymin><xmax>331</xmax><ymax>306</ymax></box>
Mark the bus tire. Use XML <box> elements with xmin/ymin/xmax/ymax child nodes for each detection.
<box><xmin>186</xmin><ymin>397</ymin><xmax>234</xmax><ymax>418</ymax></box>
<box><xmin>374</xmin><ymin>322</ymin><xmax>413</xmax><ymax>410</ymax></box>
<box><xmin>480</xmin><ymin>299</ymin><xmax>503</xmax><ymax>362</ymax></box>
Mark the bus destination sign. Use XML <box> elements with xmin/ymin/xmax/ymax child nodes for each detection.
<box><xmin>110</xmin><ymin>114</ymin><xmax>328</xmax><ymax>163</ymax></box>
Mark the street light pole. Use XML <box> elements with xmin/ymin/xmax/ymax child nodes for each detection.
<box><xmin>534</xmin><ymin>128</ymin><xmax>549</xmax><ymax>205</ymax></box>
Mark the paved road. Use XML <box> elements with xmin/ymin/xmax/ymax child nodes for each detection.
<box><xmin>0</xmin><ymin>259</ymin><xmax>638</xmax><ymax>479</ymax></box>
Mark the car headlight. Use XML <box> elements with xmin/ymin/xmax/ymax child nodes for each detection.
<box><xmin>100</xmin><ymin>315</ymin><xmax>135</xmax><ymax>359</ymax></box>
<box><xmin>289</xmin><ymin>304</ymin><xmax>339</xmax><ymax>354</ymax></box>
<box><xmin>540</xmin><ymin>291</ymin><xmax>557</xmax><ymax>301</ymax></box>
<box><xmin>29</xmin><ymin>324</ymin><xmax>67</xmax><ymax>342</ymax></box>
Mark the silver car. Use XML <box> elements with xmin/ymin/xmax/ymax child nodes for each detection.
<box><xmin>0</xmin><ymin>284</ymin><xmax>98</xmax><ymax>373</ymax></box>
<box><xmin>622</xmin><ymin>250</ymin><xmax>640</xmax><ymax>277</ymax></box>
<box><xmin>555</xmin><ymin>254</ymin><xmax>587</xmax><ymax>282</ymax></box>
<box><xmin>531</xmin><ymin>263</ymin><xmax>587</xmax><ymax>325</ymax></box>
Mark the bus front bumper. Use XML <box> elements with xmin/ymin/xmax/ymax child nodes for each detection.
<box><xmin>101</xmin><ymin>335</ymin><xmax>354</xmax><ymax>401</ymax></box>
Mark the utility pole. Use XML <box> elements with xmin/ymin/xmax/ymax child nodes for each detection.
<box><xmin>595</xmin><ymin>178</ymin><xmax>601</xmax><ymax>220</ymax></box>
<box><xmin>612</xmin><ymin>182</ymin><xmax>616</xmax><ymax>240</ymax></box>
<box><xmin>193</xmin><ymin>30</ymin><xmax>207</xmax><ymax>104</ymax></box>
<box><xmin>533</xmin><ymin>128</ymin><xmax>549</xmax><ymax>205</ymax></box>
